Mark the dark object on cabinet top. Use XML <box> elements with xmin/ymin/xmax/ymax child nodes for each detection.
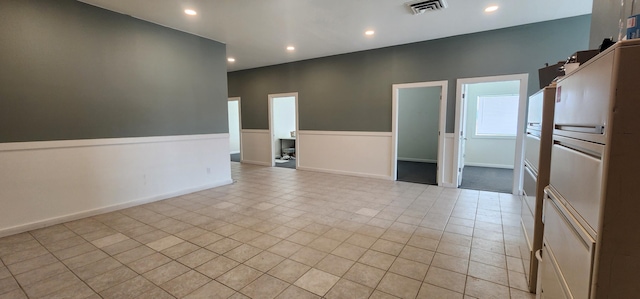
<box><xmin>538</xmin><ymin>62</ymin><xmax>564</xmax><ymax>89</ymax></box>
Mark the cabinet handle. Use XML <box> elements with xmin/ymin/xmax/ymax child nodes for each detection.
<box><xmin>535</xmin><ymin>249</ymin><xmax>543</xmax><ymax>262</ymax></box>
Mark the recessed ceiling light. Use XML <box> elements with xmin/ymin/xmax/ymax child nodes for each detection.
<box><xmin>484</xmin><ymin>5</ymin><xmax>499</xmax><ymax>12</ymax></box>
<box><xmin>365</xmin><ymin>30</ymin><xmax>375</xmax><ymax>36</ymax></box>
<box><xmin>184</xmin><ymin>9</ymin><xmax>197</xmax><ymax>15</ymax></box>
<box><xmin>227</xmin><ymin>58</ymin><xmax>235</xmax><ymax>62</ymax></box>
<box><xmin>286</xmin><ymin>46</ymin><xmax>295</xmax><ymax>51</ymax></box>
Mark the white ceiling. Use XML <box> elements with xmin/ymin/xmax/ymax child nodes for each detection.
<box><xmin>78</xmin><ymin>0</ymin><xmax>593</xmax><ymax>71</ymax></box>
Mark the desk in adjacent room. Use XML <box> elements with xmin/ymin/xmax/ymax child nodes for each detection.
<box><xmin>279</xmin><ymin>138</ymin><xmax>296</xmax><ymax>157</ymax></box>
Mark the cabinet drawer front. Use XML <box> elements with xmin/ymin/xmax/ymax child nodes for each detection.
<box><xmin>519</xmin><ymin>218</ymin><xmax>532</xmax><ymax>285</ymax></box>
<box><xmin>521</xmin><ymin>199</ymin><xmax>534</xmax><ymax>253</ymax></box>
<box><xmin>549</xmin><ymin>140</ymin><xmax>603</xmax><ymax>233</ymax></box>
<box><xmin>543</xmin><ymin>196</ymin><xmax>595</xmax><ymax>299</ymax></box>
<box><xmin>538</xmin><ymin>244</ymin><xmax>569</xmax><ymax>299</ymax></box>
<box><xmin>524</xmin><ymin>133</ymin><xmax>541</xmax><ymax>172</ymax></box>
<box><xmin>523</xmin><ymin>164</ymin><xmax>537</xmax><ymax>214</ymax></box>
<box><xmin>555</xmin><ymin>50</ymin><xmax>613</xmax><ymax>144</ymax></box>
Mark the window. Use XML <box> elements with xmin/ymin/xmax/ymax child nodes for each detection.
<box><xmin>475</xmin><ymin>95</ymin><xmax>519</xmax><ymax>136</ymax></box>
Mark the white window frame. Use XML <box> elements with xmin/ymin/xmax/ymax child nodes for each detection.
<box><xmin>474</xmin><ymin>94</ymin><xmax>519</xmax><ymax>138</ymax></box>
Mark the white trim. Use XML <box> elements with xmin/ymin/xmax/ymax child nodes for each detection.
<box><xmin>464</xmin><ymin>162</ymin><xmax>514</xmax><ymax>169</ymax></box>
<box><xmin>298</xmin><ymin>130</ymin><xmax>392</xmax><ymax>137</ymax></box>
<box><xmin>0</xmin><ymin>133</ymin><xmax>227</xmax><ymax>152</ymax></box>
<box><xmin>268</xmin><ymin>92</ymin><xmax>299</xmax><ymax>168</ymax></box>
<box><xmin>398</xmin><ymin>158</ymin><xmax>438</xmax><ymax>163</ymax></box>
<box><xmin>229</xmin><ymin>97</ymin><xmax>243</xmax><ymax>162</ymax></box>
<box><xmin>230</xmin><ymin>151</ymin><xmax>240</xmax><ymax>154</ymax></box>
<box><xmin>392</xmin><ymin>80</ymin><xmax>448</xmax><ymax>186</ymax></box>
<box><xmin>241</xmin><ymin>129</ymin><xmax>270</xmax><ymax>133</ymax></box>
<box><xmin>297</xmin><ymin>166</ymin><xmax>393</xmax><ymax>181</ymax></box>
<box><xmin>0</xmin><ymin>180</ymin><xmax>230</xmax><ymax>238</ymax></box>
<box><xmin>454</xmin><ymin>74</ymin><xmax>528</xmax><ymax>195</ymax></box>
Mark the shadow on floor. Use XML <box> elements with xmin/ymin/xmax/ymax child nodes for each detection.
<box><xmin>460</xmin><ymin>166</ymin><xmax>513</xmax><ymax>193</ymax></box>
<box><xmin>397</xmin><ymin>161</ymin><xmax>437</xmax><ymax>185</ymax></box>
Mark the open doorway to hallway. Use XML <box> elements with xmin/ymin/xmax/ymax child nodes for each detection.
<box><xmin>228</xmin><ymin>97</ymin><xmax>241</xmax><ymax>162</ymax></box>
<box><xmin>392</xmin><ymin>81</ymin><xmax>447</xmax><ymax>186</ymax></box>
<box><xmin>269</xmin><ymin>93</ymin><xmax>298</xmax><ymax>169</ymax></box>
<box><xmin>454</xmin><ymin>74</ymin><xmax>528</xmax><ymax>194</ymax></box>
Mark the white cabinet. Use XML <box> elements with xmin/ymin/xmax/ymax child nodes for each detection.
<box><xmin>520</xmin><ymin>86</ymin><xmax>556</xmax><ymax>292</ymax></box>
<box><xmin>537</xmin><ymin>39</ymin><xmax>640</xmax><ymax>299</ymax></box>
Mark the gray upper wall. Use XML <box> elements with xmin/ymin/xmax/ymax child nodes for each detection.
<box><xmin>0</xmin><ymin>0</ymin><xmax>228</xmax><ymax>143</ymax></box>
<box><xmin>229</xmin><ymin>15</ymin><xmax>591</xmax><ymax>133</ymax></box>
<box><xmin>589</xmin><ymin>0</ymin><xmax>631</xmax><ymax>48</ymax></box>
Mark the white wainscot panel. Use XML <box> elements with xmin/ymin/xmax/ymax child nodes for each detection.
<box><xmin>0</xmin><ymin>134</ymin><xmax>232</xmax><ymax>237</ymax></box>
<box><xmin>297</xmin><ymin>131</ymin><xmax>393</xmax><ymax>180</ymax></box>
<box><xmin>442</xmin><ymin>133</ymin><xmax>457</xmax><ymax>187</ymax></box>
<box><xmin>240</xmin><ymin>129</ymin><xmax>272</xmax><ymax>166</ymax></box>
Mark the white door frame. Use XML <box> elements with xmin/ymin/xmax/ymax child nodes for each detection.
<box><xmin>228</xmin><ymin>97</ymin><xmax>242</xmax><ymax>162</ymax></box>
<box><xmin>268</xmin><ymin>92</ymin><xmax>299</xmax><ymax>168</ymax></box>
<box><xmin>392</xmin><ymin>81</ymin><xmax>448</xmax><ymax>185</ymax></box>
<box><xmin>454</xmin><ymin>74</ymin><xmax>528</xmax><ymax>195</ymax></box>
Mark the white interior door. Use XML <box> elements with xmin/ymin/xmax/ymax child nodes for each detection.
<box><xmin>457</xmin><ymin>89</ymin><xmax>468</xmax><ymax>186</ymax></box>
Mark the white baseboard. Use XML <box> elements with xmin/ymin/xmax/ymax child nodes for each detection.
<box><xmin>230</xmin><ymin>151</ymin><xmax>240</xmax><ymax>154</ymax></box>
<box><xmin>0</xmin><ymin>179</ymin><xmax>231</xmax><ymax>238</ymax></box>
<box><xmin>464</xmin><ymin>162</ymin><xmax>514</xmax><ymax>169</ymax></box>
<box><xmin>297</xmin><ymin>166</ymin><xmax>393</xmax><ymax>181</ymax></box>
<box><xmin>397</xmin><ymin>157</ymin><xmax>437</xmax><ymax>163</ymax></box>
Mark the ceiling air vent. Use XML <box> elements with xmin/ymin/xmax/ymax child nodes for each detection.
<box><xmin>405</xmin><ymin>0</ymin><xmax>448</xmax><ymax>15</ymax></box>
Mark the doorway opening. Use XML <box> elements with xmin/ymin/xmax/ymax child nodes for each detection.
<box><xmin>392</xmin><ymin>81</ymin><xmax>447</xmax><ymax>185</ymax></box>
<box><xmin>454</xmin><ymin>74</ymin><xmax>528</xmax><ymax>194</ymax></box>
<box><xmin>268</xmin><ymin>93</ymin><xmax>298</xmax><ymax>169</ymax></box>
<box><xmin>228</xmin><ymin>97</ymin><xmax>241</xmax><ymax>162</ymax></box>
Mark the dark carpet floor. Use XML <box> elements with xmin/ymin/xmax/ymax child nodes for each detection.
<box><xmin>230</xmin><ymin>153</ymin><xmax>295</xmax><ymax>169</ymax></box>
<box><xmin>460</xmin><ymin>166</ymin><xmax>513</xmax><ymax>193</ymax></box>
<box><xmin>275</xmin><ymin>159</ymin><xmax>296</xmax><ymax>169</ymax></box>
<box><xmin>397</xmin><ymin>161</ymin><xmax>437</xmax><ymax>185</ymax></box>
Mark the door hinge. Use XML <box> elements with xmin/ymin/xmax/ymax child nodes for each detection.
<box><xmin>458</xmin><ymin>167</ymin><xmax>461</xmax><ymax>172</ymax></box>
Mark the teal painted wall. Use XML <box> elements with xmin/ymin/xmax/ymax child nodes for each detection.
<box><xmin>0</xmin><ymin>0</ymin><xmax>228</xmax><ymax>143</ymax></box>
<box><xmin>229</xmin><ymin>15</ymin><xmax>591</xmax><ymax>133</ymax></box>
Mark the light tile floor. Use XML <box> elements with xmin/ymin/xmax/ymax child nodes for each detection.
<box><xmin>0</xmin><ymin>163</ymin><xmax>536</xmax><ymax>299</ymax></box>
